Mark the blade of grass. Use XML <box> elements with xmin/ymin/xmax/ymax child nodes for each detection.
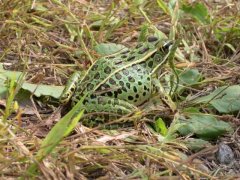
<box><xmin>25</xmin><ymin>94</ymin><xmax>86</xmax><ymax>177</ymax></box>
<box><xmin>156</xmin><ymin>0</ymin><xmax>170</xmax><ymax>14</ymax></box>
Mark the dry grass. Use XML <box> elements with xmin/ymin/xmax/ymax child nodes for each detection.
<box><xmin>0</xmin><ymin>0</ymin><xmax>240</xmax><ymax>179</ymax></box>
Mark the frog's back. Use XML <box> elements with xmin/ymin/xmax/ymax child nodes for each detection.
<box><xmin>71</xmin><ymin>37</ymin><xmax>164</xmax><ymax>105</ymax></box>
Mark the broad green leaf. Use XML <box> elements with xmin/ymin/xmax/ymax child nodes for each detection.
<box><xmin>179</xmin><ymin>69</ymin><xmax>201</xmax><ymax>85</ymax></box>
<box><xmin>0</xmin><ymin>68</ymin><xmax>22</xmax><ymax>81</ymax></box>
<box><xmin>181</xmin><ymin>3</ymin><xmax>209</xmax><ymax>24</ymax></box>
<box><xmin>94</xmin><ymin>43</ymin><xmax>128</xmax><ymax>56</ymax></box>
<box><xmin>178</xmin><ymin>113</ymin><xmax>233</xmax><ymax>140</ymax></box>
<box><xmin>182</xmin><ymin>107</ymin><xmax>200</xmax><ymax>113</ymax></box>
<box><xmin>21</xmin><ymin>82</ymin><xmax>64</xmax><ymax>99</ymax></box>
<box><xmin>154</xmin><ymin>118</ymin><xmax>168</xmax><ymax>136</ymax></box>
<box><xmin>164</xmin><ymin>68</ymin><xmax>201</xmax><ymax>94</ymax></box>
<box><xmin>0</xmin><ymin>67</ymin><xmax>64</xmax><ymax>99</ymax></box>
<box><xmin>194</xmin><ymin>85</ymin><xmax>240</xmax><ymax>113</ymax></box>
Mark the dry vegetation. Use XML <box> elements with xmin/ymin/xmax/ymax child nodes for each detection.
<box><xmin>0</xmin><ymin>0</ymin><xmax>240</xmax><ymax>179</ymax></box>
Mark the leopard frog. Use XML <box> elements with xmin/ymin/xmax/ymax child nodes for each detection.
<box><xmin>60</xmin><ymin>36</ymin><xmax>173</xmax><ymax>125</ymax></box>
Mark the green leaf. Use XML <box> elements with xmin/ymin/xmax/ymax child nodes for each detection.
<box><xmin>21</xmin><ymin>82</ymin><xmax>64</xmax><ymax>99</ymax></box>
<box><xmin>178</xmin><ymin>113</ymin><xmax>233</xmax><ymax>140</ymax></box>
<box><xmin>154</xmin><ymin>118</ymin><xmax>168</xmax><ymax>136</ymax></box>
<box><xmin>94</xmin><ymin>43</ymin><xmax>128</xmax><ymax>56</ymax></box>
<box><xmin>181</xmin><ymin>3</ymin><xmax>209</xmax><ymax>24</ymax></box>
<box><xmin>0</xmin><ymin>67</ymin><xmax>64</xmax><ymax>99</ymax></box>
<box><xmin>184</xmin><ymin>138</ymin><xmax>211</xmax><ymax>152</ymax></box>
<box><xmin>179</xmin><ymin>69</ymin><xmax>201</xmax><ymax>85</ymax></box>
<box><xmin>0</xmin><ymin>86</ymin><xmax>7</xmax><ymax>98</ymax></box>
<box><xmin>0</xmin><ymin>67</ymin><xmax>22</xmax><ymax>80</ymax></box>
<box><xmin>194</xmin><ymin>85</ymin><xmax>240</xmax><ymax>113</ymax></box>
<box><xmin>63</xmin><ymin>109</ymin><xmax>84</xmax><ymax>136</ymax></box>
<box><xmin>0</xmin><ymin>67</ymin><xmax>23</xmax><ymax>97</ymax></box>
<box><xmin>182</xmin><ymin>107</ymin><xmax>200</xmax><ymax>113</ymax></box>
<box><xmin>164</xmin><ymin>68</ymin><xmax>201</xmax><ymax>95</ymax></box>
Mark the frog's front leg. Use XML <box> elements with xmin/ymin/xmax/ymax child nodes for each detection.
<box><xmin>60</xmin><ymin>72</ymin><xmax>82</xmax><ymax>104</ymax></box>
<box><xmin>151</xmin><ymin>78</ymin><xmax>176</xmax><ymax>111</ymax></box>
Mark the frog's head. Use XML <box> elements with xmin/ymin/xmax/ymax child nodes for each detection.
<box><xmin>145</xmin><ymin>36</ymin><xmax>175</xmax><ymax>72</ymax></box>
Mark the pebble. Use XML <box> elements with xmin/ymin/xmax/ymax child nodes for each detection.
<box><xmin>216</xmin><ymin>143</ymin><xmax>235</xmax><ymax>165</ymax></box>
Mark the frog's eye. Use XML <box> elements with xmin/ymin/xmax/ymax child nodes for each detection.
<box><xmin>162</xmin><ymin>41</ymin><xmax>173</xmax><ymax>52</ymax></box>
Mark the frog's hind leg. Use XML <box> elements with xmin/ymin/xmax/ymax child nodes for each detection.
<box><xmin>84</xmin><ymin>96</ymin><xmax>138</xmax><ymax>115</ymax></box>
<box><xmin>82</xmin><ymin>96</ymin><xmax>138</xmax><ymax>127</ymax></box>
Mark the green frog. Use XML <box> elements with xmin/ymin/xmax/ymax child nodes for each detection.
<box><xmin>60</xmin><ymin>36</ymin><xmax>173</xmax><ymax>126</ymax></box>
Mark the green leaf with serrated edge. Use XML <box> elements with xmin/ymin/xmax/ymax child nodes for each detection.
<box><xmin>164</xmin><ymin>69</ymin><xmax>201</xmax><ymax>95</ymax></box>
<box><xmin>193</xmin><ymin>85</ymin><xmax>240</xmax><ymax>113</ymax></box>
<box><xmin>179</xmin><ymin>69</ymin><xmax>201</xmax><ymax>85</ymax></box>
<box><xmin>178</xmin><ymin>113</ymin><xmax>233</xmax><ymax>140</ymax></box>
<box><xmin>0</xmin><ymin>67</ymin><xmax>65</xmax><ymax>101</ymax></box>
<box><xmin>21</xmin><ymin>82</ymin><xmax>64</xmax><ymax>99</ymax></box>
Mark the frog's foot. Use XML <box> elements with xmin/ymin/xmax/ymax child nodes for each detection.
<box><xmin>60</xmin><ymin>72</ymin><xmax>82</xmax><ymax>104</ymax></box>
